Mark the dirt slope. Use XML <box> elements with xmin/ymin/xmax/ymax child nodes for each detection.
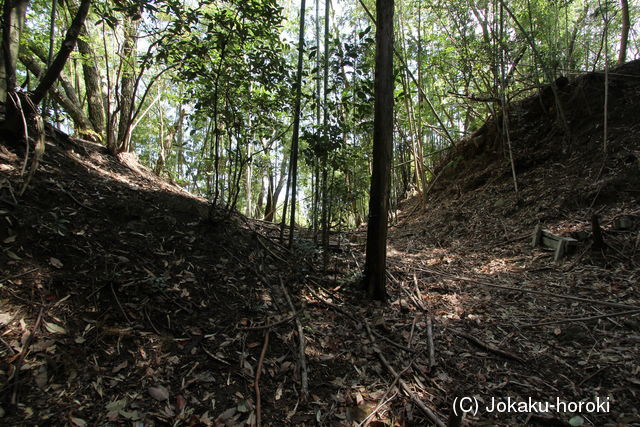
<box><xmin>0</xmin><ymin>133</ymin><xmax>322</xmax><ymax>424</ymax></box>
<box><xmin>382</xmin><ymin>60</ymin><xmax>640</xmax><ymax>424</ymax></box>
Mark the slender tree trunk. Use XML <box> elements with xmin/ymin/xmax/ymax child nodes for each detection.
<box><xmin>155</xmin><ymin>105</ymin><xmax>184</xmax><ymax>175</ymax></box>
<box><xmin>67</xmin><ymin>0</ymin><xmax>107</xmax><ymax>138</ymax></box>
<box><xmin>618</xmin><ymin>0</ymin><xmax>630</xmax><ymax>65</ymax></box>
<box><xmin>19</xmin><ymin>54</ymin><xmax>93</xmax><ymax>132</ymax></box>
<box><xmin>1</xmin><ymin>0</ymin><xmax>29</xmax><ymax>104</ymax></box>
<box><xmin>117</xmin><ymin>17</ymin><xmax>138</xmax><ymax>152</ymax></box>
<box><xmin>264</xmin><ymin>174</ymin><xmax>275</xmax><ymax>221</ymax></box>
<box><xmin>28</xmin><ymin>42</ymin><xmax>80</xmax><ymax>106</ymax></box>
<box><xmin>42</xmin><ymin>0</ymin><xmax>58</xmax><ymax>117</ymax></box>
<box><xmin>321</xmin><ymin>0</ymin><xmax>330</xmax><ymax>266</ymax></box>
<box><xmin>30</xmin><ymin>0</ymin><xmax>90</xmax><ymax>106</ymax></box>
<box><xmin>363</xmin><ymin>0</ymin><xmax>393</xmax><ymax>301</ymax></box>
<box><xmin>245</xmin><ymin>142</ymin><xmax>253</xmax><ymax>217</ymax></box>
<box><xmin>288</xmin><ymin>0</ymin><xmax>306</xmax><ymax>247</ymax></box>
<box><xmin>312</xmin><ymin>0</ymin><xmax>321</xmax><ymax>242</ymax></box>
<box><xmin>255</xmin><ymin>173</ymin><xmax>265</xmax><ymax>218</ymax></box>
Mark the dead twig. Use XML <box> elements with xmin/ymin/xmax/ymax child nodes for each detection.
<box><xmin>257</xmin><ymin>232</ymin><xmax>289</xmax><ymax>265</ymax></box>
<box><xmin>522</xmin><ymin>309</ymin><xmax>640</xmax><ymax>327</ymax></box>
<box><xmin>237</xmin><ymin>313</ymin><xmax>298</xmax><ymax>331</ymax></box>
<box><xmin>55</xmin><ymin>182</ymin><xmax>99</xmax><ymax>212</ymax></box>
<box><xmin>577</xmin><ymin>365</ymin><xmax>613</xmax><ymax>387</ymax></box>
<box><xmin>280</xmin><ymin>277</ymin><xmax>308</xmax><ymax>398</ymax></box>
<box><xmin>373</xmin><ymin>329</ymin><xmax>419</xmax><ymax>354</ymax></box>
<box><xmin>453</xmin><ymin>330</ymin><xmax>525</xmax><ymax>363</ymax></box>
<box><xmin>308</xmin><ymin>286</ymin><xmax>418</xmax><ymax>354</ymax></box>
<box><xmin>359</xmin><ymin>392</ymin><xmax>398</xmax><ymax>427</ymax></box>
<box><xmin>255</xmin><ymin>330</ymin><xmax>270</xmax><ymax>427</ymax></box>
<box><xmin>362</xmin><ymin>319</ymin><xmax>446</xmax><ymax>427</ymax></box>
<box><xmin>416</xmin><ymin>265</ymin><xmax>640</xmax><ymax>310</ymax></box>
<box><xmin>144</xmin><ymin>306</ymin><xmax>162</xmax><ymax>335</ymax></box>
<box><xmin>0</xmin><ymin>268</ymin><xmax>39</xmax><ymax>283</ymax></box>
<box><xmin>9</xmin><ymin>306</ymin><xmax>44</xmax><ymax>404</ymax></box>
<box><xmin>202</xmin><ymin>347</ymin><xmax>231</xmax><ymax>366</ymax></box>
<box><xmin>111</xmin><ymin>283</ymin><xmax>131</xmax><ymax>324</ymax></box>
<box><xmin>427</xmin><ymin>316</ymin><xmax>436</xmax><ymax>368</ymax></box>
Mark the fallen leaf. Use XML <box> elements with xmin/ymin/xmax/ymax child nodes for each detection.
<box><xmin>49</xmin><ymin>257</ymin><xmax>63</xmax><ymax>268</ymax></box>
<box><xmin>69</xmin><ymin>416</ymin><xmax>87</xmax><ymax>426</ymax></box>
<box><xmin>569</xmin><ymin>415</ymin><xmax>584</xmax><ymax>426</ymax></box>
<box><xmin>3</xmin><ymin>235</ymin><xmax>16</xmax><ymax>244</ymax></box>
<box><xmin>112</xmin><ymin>360</ymin><xmax>128</xmax><ymax>374</ymax></box>
<box><xmin>6</xmin><ymin>250</ymin><xmax>21</xmax><ymax>260</ymax></box>
<box><xmin>0</xmin><ymin>312</ymin><xmax>12</xmax><ymax>327</ymax></box>
<box><xmin>34</xmin><ymin>365</ymin><xmax>47</xmax><ymax>390</ymax></box>
<box><xmin>217</xmin><ymin>407</ymin><xmax>236</xmax><ymax>421</ymax></box>
<box><xmin>44</xmin><ymin>321</ymin><xmax>67</xmax><ymax>334</ymax></box>
<box><xmin>148</xmin><ymin>385</ymin><xmax>169</xmax><ymax>401</ymax></box>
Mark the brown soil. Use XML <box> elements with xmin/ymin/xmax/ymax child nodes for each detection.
<box><xmin>0</xmin><ymin>59</ymin><xmax>639</xmax><ymax>427</ymax></box>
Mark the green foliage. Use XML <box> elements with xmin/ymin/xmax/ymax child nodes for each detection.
<box><xmin>13</xmin><ymin>0</ymin><xmax>635</xmax><ymax>229</ymax></box>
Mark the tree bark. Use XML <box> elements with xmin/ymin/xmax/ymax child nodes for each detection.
<box><xmin>30</xmin><ymin>0</ymin><xmax>91</xmax><ymax>106</ymax></box>
<box><xmin>0</xmin><ymin>0</ymin><xmax>29</xmax><ymax>104</ymax></box>
<box><xmin>618</xmin><ymin>0</ymin><xmax>630</xmax><ymax>65</ymax></box>
<box><xmin>288</xmin><ymin>0</ymin><xmax>306</xmax><ymax>247</ymax></box>
<box><xmin>67</xmin><ymin>0</ymin><xmax>106</xmax><ymax>137</ymax></box>
<box><xmin>28</xmin><ymin>42</ymin><xmax>80</xmax><ymax>106</ymax></box>
<box><xmin>363</xmin><ymin>0</ymin><xmax>394</xmax><ymax>301</ymax></box>
<box><xmin>321</xmin><ymin>0</ymin><xmax>330</xmax><ymax>267</ymax></box>
<box><xmin>116</xmin><ymin>17</ymin><xmax>138</xmax><ymax>152</ymax></box>
<box><xmin>19</xmin><ymin>53</ymin><xmax>93</xmax><ymax>133</ymax></box>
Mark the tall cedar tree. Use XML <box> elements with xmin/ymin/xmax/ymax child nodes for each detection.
<box><xmin>363</xmin><ymin>0</ymin><xmax>393</xmax><ymax>301</ymax></box>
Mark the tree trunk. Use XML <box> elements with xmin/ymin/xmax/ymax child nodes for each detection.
<box><xmin>28</xmin><ymin>42</ymin><xmax>81</xmax><ymax>106</ymax></box>
<box><xmin>321</xmin><ymin>0</ymin><xmax>330</xmax><ymax>266</ymax></box>
<box><xmin>0</xmin><ymin>0</ymin><xmax>29</xmax><ymax>104</ymax></box>
<box><xmin>245</xmin><ymin>142</ymin><xmax>253</xmax><ymax>217</ymax></box>
<box><xmin>288</xmin><ymin>0</ymin><xmax>306</xmax><ymax>246</ymax></box>
<box><xmin>363</xmin><ymin>0</ymin><xmax>393</xmax><ymax>301</ymax></box>
<box><xmin>30</xmin><ymin>0</ymin><xmax>91</xmax><ymax>106</ymax></box>
<box><xmin>265</xmin><ymin>153</ymin><xmax>288</xmax><ymax>221</ymax></box>
<box><xmin>618</xmin><ymin>0</ymin><xmax>630</xmax><ymax>65</ymax></box>
<box><xmin>116</xmin><ymin>17</ymin><xmax>138</xmax><ymax>152</ymax></box>
<box><xmin>67</xmin><ymin>0</ymin><xmax>107</xmax><ymax>138</ymax></box>
<box><xmin>264</xmin><ymin>174</ymin><xmax>275</xmax><ymax>221</ymax></box>
<box><xmin>155</xmin><ymin>105</ymin><xmax>184</xmax><ymax>175</ymax></box>
<box><xmin>19</xmin><ymin>53</ymin><xmax>93</xmax><ymax>133</ymax></box>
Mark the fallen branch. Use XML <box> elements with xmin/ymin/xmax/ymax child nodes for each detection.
<box><xmin>362</xmin><ymin>319</ymin><xmax>446</xmax><ymax>427</ymax></box>
<box><xmin>237</xmin><ymin>313</ymin><xmax>298</xmax><ymax>331</ymax></box>
<box><xmin>359</xmin><ymin>392</ymin><xmax>398</xmax><ymax>427</ymax></box>
<box><xmin>280</xmin><ymin>277</ymin><xmax>308</xmax><ymax>398</ymax></box>
<box><xmin>415</xmin><ymin>265</ymin><xmax>640</xmax><ymax>310</ymax></box>
<box><xmin>255</xmin><ymin>330</ymin><xmax>270</xmax><ymax>427</ymax></box>
<box><xmin>307</xmin><ymin>286</ymin><xmax>417</xmax><ymax>354</ymax></box>
<box><xmin>453</xmin><ymin>330</ymin><xmax>525</xmax><ymax>363</ymax></box>
<box><xmin>256</xmin><ymin>232</ymin><xmax>289</xmax><ymax>265</ymax></box>
<box><xmin>522</xmin><ymin>309</ymin><xmax>640</xmax><ymax>327</ymax></box>
<box><xmin>55</xmin><ymin>182</ymin><xmax>99</xmax><ymax>212</ymax></box>
<box><xmin>373</xmin><ymin>329</ymin><xmax>418</xmax><ymax>354</ymax></box>
<box><xmin>0</xmin><ymin>268</ymin><xmax>39</xmax><ymax>283</ymax></box>
<box><xmin>427</xmin><ymin>316</ymin><xmax>436</xmax><ymax>368</ymax></box>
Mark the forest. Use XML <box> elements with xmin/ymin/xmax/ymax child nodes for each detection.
<box><xmin>0</xmin><ymin>0</ymin><xmax>639</xmax><ymax>425</ymax></box>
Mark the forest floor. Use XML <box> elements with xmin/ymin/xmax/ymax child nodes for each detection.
<box><xmin>1</xmin><ymin>60</ymin><xmax>639</xmax><ymax>426</ymax></box>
